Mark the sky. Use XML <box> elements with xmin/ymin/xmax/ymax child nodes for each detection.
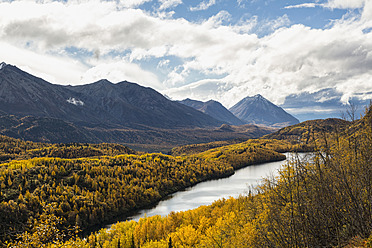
<box><xmin>0</xmin><ymin>0</ymin><xmax>372</xmax><ymax>118</ymax></box>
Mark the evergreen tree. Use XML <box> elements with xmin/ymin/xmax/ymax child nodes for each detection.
<box><xmin>168</xmin><ymin>237</ymin><xmax>173</xmax><ymax>248</ymax></box>
<box><xmin>130</xmin><ymin>234</ymin><xmax>135</xmax><ymax>248</ymax></box>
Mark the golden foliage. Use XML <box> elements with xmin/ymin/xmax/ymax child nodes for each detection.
<box><xmin>46</xmin><ymin>106</ymin><xmax>372</xmax><ymax>248</ymax></box>
<box><xmin>4</xmin><ymin>106</ymin><xmax>372</xmax><ymax>247</ymax></box>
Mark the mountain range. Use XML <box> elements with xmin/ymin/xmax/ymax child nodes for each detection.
<box><xmin>0</xmin><ymin>63</ymin><xmax>223</xmax><ymax>129</ymax></box>
<box><xmin>0</xmin><ymin>63</ymin><xmax>278</xmax><ymax>150</ymax></box>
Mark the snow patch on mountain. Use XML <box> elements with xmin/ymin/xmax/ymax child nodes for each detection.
<box><xmin>67</xmin><ymin>97</ymin><xmax>84</xmax><ymax>106</ymax></box>
<box><xmin>0</xmin><ymin>62</ymin><xmax>7</xmax><ymax>70</ymax></box>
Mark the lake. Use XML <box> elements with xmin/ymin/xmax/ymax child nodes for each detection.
<box><xmin>124</xmin><ymin>152</ymin><xmax>301</xmax><ymax>222</ymax></box>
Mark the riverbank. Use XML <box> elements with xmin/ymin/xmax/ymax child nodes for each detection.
<box><xmin>91</xmin><ymin>153</ymin><xmax>288</xmax><ymax>234</ymax></box>
<box><xmin>1</xmin><ymin>137</ymin><xmax>295</xmax><ymax>246</ymax></box>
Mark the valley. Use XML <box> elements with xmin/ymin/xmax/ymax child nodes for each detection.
<box><xmin>0</xmin><ymin>63</ymin><xmax>283</xmax><ymax>151</ymax></box>
<box><xmin>2</xmin><ymin>106</ymin><xmax>371</xmax><ymax>247</ymax></box>
<box><xmin>2</xmin><ymin>0</ymin><xmax>372</xmax><ymax>246</ymax></box>
<box><xmin>1</xmin><ymin>62</ymin><xmax>371</xmax><ymax>247</ymax></box>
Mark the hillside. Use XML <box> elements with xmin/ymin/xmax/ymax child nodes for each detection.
<box><xmin>171</xmin><ymin>137</ymin><xmax>301</xmax><ymax>156</ymax></box>
<box><xmin>66</xmin><ymin>80</ymin><xmax>224</xmax><ymax>129</ymax></box>
<box><xmin>0</xmin><ymin>133</ymin><xmax>289</xmax><ymax>246</ymax></box>
<box><xmin>171</xmin><ymin>139</ymin><xmax>245</xmax><ymax>156</ymax></box>
<box><xmin>0</xmin><ymin>115</ymin><xmax>100</xmax><ymax>144</ymax></box>
<box><xmin>0</xmin><ymin>134</ymin><xmax>135</xmax><ymax>163</ymax></box>
<box><xmin>0</xmin><ymin>115</ymin><xmax>274</xmax><ymax>152</ymax></box>
<box><xmin>263</xmin><ymin>117</ymin><xmax>350</xmax><ymax>149</ymax></box>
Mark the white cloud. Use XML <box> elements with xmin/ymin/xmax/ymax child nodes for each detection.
<box><xmin>119</xmin><ymin>0</ymin><xmax>152</xmax><ymax>8</ymax></box>
<box><xmin>257</xmin><ymin>14</ymin><xmax>291</xmax><ymax>33</ymax></box>
<box><xmin>361</xmin><ymin>0</ymin><xmax>372</xmax><ymax>21</ymax></box>
<box><xmin>284</xmin><ymin>3</ymin><xmax>319</xmax><ymax>9</ymax></box>
<box><xmin>82</xmin><ymin>61</ymin><xmax>162</xmax><ymax>90</ymax></box>
<box><xmin>190</xmin><ymin>0</ymin><xmax>216</xmax><ymax>11</ymax></box>
<box><xmin>165</xmin><ymin>78</ymin><xmax>231</xmax><ymax>102</ymax></box>
<box><xmin>237</xmin><ymin>0</ymin><xmax>247</xmax><ymax>7</ymax></box>
<box><xmin>0</xmin><ymin>41</ymin><xmax>87</xmax><ymax>85</ymax></box>
<box><xmin>284</xmin><ymin>107</ymin><xmax>341</xmax><ymax>114</ymax></box>
<box><xmin>165</xmin><ymin>17</ymin><xmax>372</xmax><ymax>107</ymax></box>
<box><xmin>159</xmin><ymin>0</ymin><xmax>182</xmax><ymax>10</ymax></box>
<box><xmin>285</xmin><ymin>1</ymin><xmax>367</xmax><ymax>11</ymax></box>
<box><xmin>324</xmin><ymin>0</ymin><xmax>366</xmax><ymax>9</ymax></box>
<box><xmin>157</xmin><ymin>59</ymin><xmax>171</xmax><ymax>69</ymax></box>
<box><xmin>0</xmin><ymin>0</ymin><xmax>371</xmax><ymax>111</ymax></box>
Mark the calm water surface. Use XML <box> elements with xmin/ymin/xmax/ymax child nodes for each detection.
<box><xmin>125</xmin><ymin>153</ymin><xmax>301</xmax><ymax>222</ymax></box>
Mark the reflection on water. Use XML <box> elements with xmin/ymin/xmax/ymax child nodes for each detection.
<box><xmin>127</xmin><ymin>153</ymin><xmax>300</xmax><ymax>221</ymax></box>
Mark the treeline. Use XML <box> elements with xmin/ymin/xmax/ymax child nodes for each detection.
<box><xmin>172</xmin><ymin>138</ymin><xmax>312</xmax><ymax>158</ymax></box>
<box><xmin>194</xmin><ymin>139</ymin><xmax>287</xmax><ymax>170</ymax></box>
<box><xmin>30</xmin><ymin>106</ymin><xmax>372</xmax><ymax>247</ymax></box>
<box><xmin>170</xmin><ymin>139</ymin><xmax>245</xmax><ymax>156</ymax></box>
<box><xmin>0</xmin><ymin>135</ymin><xmax>135</xmax><ymax>163</ymax></box>
<box><xmin>0</xmin><ymin>134</ymin><xmax>289</xmax><ymax>246</ymax></box>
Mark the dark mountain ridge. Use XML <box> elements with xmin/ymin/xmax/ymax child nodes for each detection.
<box><xmin>0</xmin><ymin>63</ymin><xmax>222</xmax><ymax>129</ymax></box>
<box><xmin>0</xmin><ymin>63</ymin><xmax>275</xmax><ymax>150</ymax></box>
<box><xmin>0</xmin><ymin>63</ymin><xmax>104</xmax><ymax>126</ymax></box>
<box><xmin>229</xmin><ymin>94</ymin><xmax>300</xmax><ymax>128</ymax></box>
<box><xmin>179</xmin><ymin>98</ymin><xmax>244</xmax><ymax>125</ymax></box>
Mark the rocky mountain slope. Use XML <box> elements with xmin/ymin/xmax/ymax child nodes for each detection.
<box><xmin>0</xmin><ymin>63</ymin><xmax>222</xmax><ymax>129</ymax></box>
<box><xmin>230</xmin><ymin>94</ymin><xmax>299</xmax><ymax>128</ymax></box>
<box><xmin>179</xmin><ymin>98</ymin><xmax>244</xmax><ymax>125</ymax></box>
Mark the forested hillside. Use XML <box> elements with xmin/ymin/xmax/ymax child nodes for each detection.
<box><xmin>0</xmin><ymin>135</ymin><xmax>135</xmax><ymax>163</ymax></box>
<box><xmin>0</xmin><ymin>134</ymin><xmax>288</xmax><ymax>247</ymax></box>
<box><xmin>171</xmin><ymin>138</ymin><xmax>310</xmax><ymax>156</ymax></box>
<box><xmin>263</xmin><ymin>118</ymin><xmax>350</xmax><ymax>145</ymax></box>
<box><xmin>24</xmin><ymin>105</ymin><xmax>372</xmax><ymax>247</ymax></box>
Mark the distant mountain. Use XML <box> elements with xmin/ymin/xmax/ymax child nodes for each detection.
<box><xmin>229</xmin><ymin>94</ymin><xmax>299</xmax><ymax>128</ymax></box>
<box><xmin>179</xmin><ymin>98</ymin><xmax>244</xmax><ymax>125</ymax></box>
<box><xmin>0</xmin><ymin>63</ymin><xmax>222</xmax><ymax>129</ymax></box>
